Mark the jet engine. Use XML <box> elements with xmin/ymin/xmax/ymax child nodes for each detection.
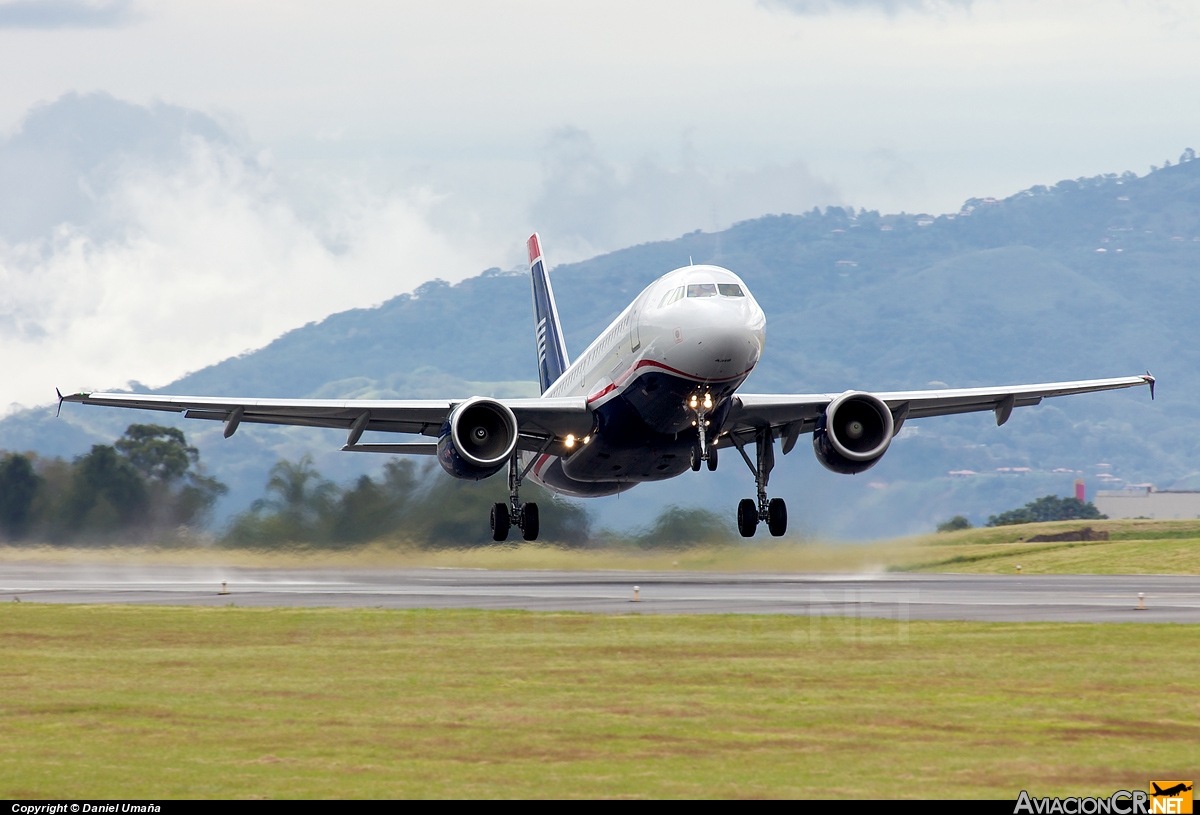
<box><xmin>812</xmin><ymin>391</ymin><xmax>895</xmax><ymax>475</ymax></box>
<box><xmin>437</xmin><ymin>397</ymin><xmax>519</xmax><ymax>480</ymax></box>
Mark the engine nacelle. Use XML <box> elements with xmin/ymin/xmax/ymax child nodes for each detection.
<box><xmin>812</xmin><ymin>391</ymin><xmax>895</xmax><ymax>475</ymax></box>
<box><xmin>437</xmin><ymin>397</ymin><xmax>519</xmax><ymax>480</ymax></box>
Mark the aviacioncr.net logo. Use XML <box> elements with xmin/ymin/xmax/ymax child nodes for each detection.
<box><xmin>1015</xmin><ymin>790</ymin><xmax>1149</xmax><ymax>814</ymax></box>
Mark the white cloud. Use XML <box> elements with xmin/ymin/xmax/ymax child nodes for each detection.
<box><xmin>530</xmin><ymin>127</ymin><xmax>840</xmax><ymax>260</ymax></box>
<box><xmin>762</xmin><ymin>0</ymin><xmax>972</xmax><ymax>14</ymax></box>
<box><xmin>0</xmin><ymin>0</ymin><xmax>135</xmax><ymax>29</ymax></box>
<box><xmin>0</xmin><ymin>94</ymin><xmax>492</xmax><ymax>411</ymax></box>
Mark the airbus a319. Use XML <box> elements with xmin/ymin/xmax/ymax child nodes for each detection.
<box><xmin>62</xmin><ymin>233</ymin><xmax>1154</xmax><ymax>541</ymax></box>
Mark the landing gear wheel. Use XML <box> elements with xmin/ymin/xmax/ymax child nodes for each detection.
<box><xmin>767</xmin><ymin>497</ymin><xmax>787</xmax><ymax>537</ymax></box>
<box><xmin>737</xmin><ymin>498</ymin><xmax>758</xmax><ymax>538</ymax></box>
<box><xmin>706</xmin><ymin>446</ymin><xmax>718</xmax><ymax>472</ymax></box>
<box><xmin>491</xmin><ymin>502</ymin><xmax>510</xmax><ymax>541</ymax></box>
<box><xmin>520</xmin><ymin>502</ymin><xmax>540</xmax><ymax>541</ymax></box>
<box><xmin>691</xmin><ymin>446</ymin><xmax>702</xmax><ymax>472</ymax></box>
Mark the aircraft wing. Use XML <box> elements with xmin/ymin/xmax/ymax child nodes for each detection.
<box><xmin>723</xmin><ymin>374</ymin><xmax>1154</xmax><ymax>452</ymax></box>
<box><xmin>58</xmin><ymin>391</ymin><xmax>594</xmax><ymax>455</ymax></box>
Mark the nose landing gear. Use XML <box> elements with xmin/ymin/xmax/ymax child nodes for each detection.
<box><xmin>731</xmin><ymin>427</ymin><xmax>787</xmax><ymax>537</ymax></box>
<box><xmin>491</xmin><ymin>453</ymin><xmax>539</xmax><ymax>541</ymax></box>
<box><xmin>688</xmin><ymin>392</ymin><xmax>719</xmax><ymax>472</ymax></box>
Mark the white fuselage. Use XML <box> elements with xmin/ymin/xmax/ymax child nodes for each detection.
<box><xmin>528</xmin><ymin>265</ymin><xmax>766</xmax><ymax>496</ymax></box>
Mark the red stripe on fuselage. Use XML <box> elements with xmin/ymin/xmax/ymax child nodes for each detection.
<box><xmin>532</xmin><ymin>452</ymin><xmax>552</xmax><ymax>479</ymax></box>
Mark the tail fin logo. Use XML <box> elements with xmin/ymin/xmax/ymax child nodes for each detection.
<box><xmin>527</xmin><ymin>233</ymin><xmax>570</xmax><ymax>393</ymax></box>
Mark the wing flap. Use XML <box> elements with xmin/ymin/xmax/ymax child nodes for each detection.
<box><xmin>62</xmin><ymin>392</ymin><xmax>593</xmax><ymax>446</ymax></box>
<box><xmin>873</xmin><ymin>375</ymin><xmax>1152</xmax><ymax>420</ymax></box>
<box><xmin>342</xmin><ymin>443</ymin><xmax>438</xmax><ymax>455</ymax></box>
<box><xmin>728</xmin><ymin>374</ymin><xmax>1153</xmax><ymax>441</ymax></box>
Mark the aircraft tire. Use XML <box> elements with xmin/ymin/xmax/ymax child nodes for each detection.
<box><xmin>707</xmin><ymin>447</ymin><xmax>718</xmax><ymax>472</ymax></box>
<box><xmin>491</xmin><ymin>502</ymin><xmax>510</xmax><ymax>541</ymax></box>
<box><xmin>737</xmin><ymin>498</ymin><xmax>758</xmax><ymax>537</ymax></box>
<box><xmin>691</xmin><ymin>446</ymin><xmax>702</xmax><ymax>472</ymax></box>
<box><xmin>521</xmin><ymin>503</ymin><xmax>540</xmax><ymax>541</ymax></box>
<box><xmin>767</xmin><ymin>498</ymin><xmax>787</xmax><ymax>537</ymax></box>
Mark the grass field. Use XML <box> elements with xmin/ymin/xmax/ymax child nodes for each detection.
<box><xmin>2</xmin><ymin>520</ymin><xmax>1196</xmax><ymax>798</ymax></box>
<box><xmin>889</xmin><ymin>519</ymin><xmax>1200</xmax><ymax>575</ymax></box>
<box><xmin>1</xmin><ymin>517</ymin><xmax>1197</xmax><ymax>575</ymax></box>
<box><xmin>1</xmin><ymin>604</ymin><xmax>1197</xmax><ymax>798</ymax></box>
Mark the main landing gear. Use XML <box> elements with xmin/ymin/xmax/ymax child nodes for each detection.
<box><xmin>491</xmin><ymin>453</ymin><xmax>539</xmax><ymax>541</ymax></box>
<box><xmin>731</xmin><ymin>427</ymin><xmax>787</xmax><ymax>538</ymax></box>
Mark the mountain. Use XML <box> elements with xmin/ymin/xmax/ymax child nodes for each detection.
<box><xmin>7</xmin><ymin>153</ymin><xmax>1200</xmax><ymax>539</ymax></box>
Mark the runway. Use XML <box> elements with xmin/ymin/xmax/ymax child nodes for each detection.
<box><xmin>3</xmin><ymin>564</ymin><xmax>1199</xmax><ymax>622</ymax></box>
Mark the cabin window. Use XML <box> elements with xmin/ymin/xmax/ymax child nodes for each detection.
<box><xmin>686</xmin><ymin>283</ymin><xmax>717</xmax><ymax>298</ymax></box>
<box><xmin>718</xmin><ymin>283</ymin><xmax>744</xmax><ymax>297</ymax></box>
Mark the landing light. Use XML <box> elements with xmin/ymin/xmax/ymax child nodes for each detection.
<box><xmin>583</xmin><ymin>435</ymin><xmax>591</xmax><ymax>444</ymax></box>
<box><xmin>565</xmin><ymin>434</ymin><xmax>576</xmax><ymax>449</ymax></box>
<box><xmin>703</xmin><ymin>393</ymin><xmax>713</xmax><ymax>409</ymax></box>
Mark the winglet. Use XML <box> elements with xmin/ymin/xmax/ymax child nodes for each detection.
<box><xmin>55</xmin><ymin>388</ymin><xmax>64</xmax><ymax>418</ymax></box>
<box><xmin>1144</xmin><ymin>372</ymin><xmax>1155</xmax><ymax>400</ymax></box>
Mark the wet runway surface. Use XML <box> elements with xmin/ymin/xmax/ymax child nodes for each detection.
<box><xmin>3</xmin><ymin>564</ymin><xmax>1199</xmax><ymax>622</ymax></box>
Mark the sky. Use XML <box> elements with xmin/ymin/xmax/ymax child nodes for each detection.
<box><xmin>0</xmin><ymin>0</ymin><xmax>1198</xmax><ymax>410</ymax></box>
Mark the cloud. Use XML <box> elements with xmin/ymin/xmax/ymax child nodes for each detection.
<box><xmin>529</xmin><ymin>127</ymin><xmax>840</xmax><ymax>261</ymax></box>
<box><xmin>0</xmin><ymin>0</ymin><xmax>136</xmax><ymax>28</ymax></box>
<box><xmin>761</xmin><ymin>0</ymin><xmax>972</xmax><ymax>14</ymax></box>
<box><xmin>0</xmin><ymin>91</ymin><xmax>232</xmax><ymax>242</ymax></box>
<box><xmin>0</xmin><ymin>93</ymin><xmax>492</xmax><ymax>411</ymax></box>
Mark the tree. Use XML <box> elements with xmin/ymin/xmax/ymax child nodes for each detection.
<box><xmin>224</xmin><ymin>456</ymin><xmax>594</xmax><ymax>548</ymax></box>
<box><xmin>171</xmin><ymin>473</ymin><xmax>229</xmax><ymax>528</ymax></box>
<box><xmin>226</xmin><ymin>455</ymin><xmax>339</xmax><ymax>545</ymax></box>
<box><xmin>66</xmin><ymin>445</ymin><xmax>149</xmax><ymax>533</ymax></box>
<box><xmin>937</xmin><ymin>515</ymin><xmax>972</xmax><ymax>533</ymax></box>
<box><xmin>115</xmin><ymin>424</ymin><xmax>197</xmax><ymax>483</ymax></box>
<box><xmin>114</xmin><ymin>424</ymin><xmax>226</xmax><ymax>527</ymax></box>
<box><xmin>630</xmin><ymin>505</ymin><xmax>733</xmax><ymax>548</ymax></box>
<box><xmin>257</xmin><ymin>455</ymin><xmax>338</xmax><ymax>526</ymax></box>
<box><xmin>986</xmin><ymin>495</ymin><xmax>1105</xmax><ymax>527</ymax></box>
<box><xmin>327</xmin><ymin>459</ymin><xmax>420</xmax><ymax>544</ymax></box>
<box><xmin>0</xmin><ymin>453</ymin><xmax>40</xmax><ymax>539</ymax></box>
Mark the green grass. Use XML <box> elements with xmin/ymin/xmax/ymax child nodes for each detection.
<box><xmin>3</xmin><ymin>517</ymin><xmax>1198</xmax><ymax>575</ymax></box>
<box><xmin>892</xmin><ymin>519</ymin><xmax>1200</xmax><ymax>575</ymax></box>
<box><xmin>1</xmin><ymin>605</ymin><xmax>1196</xmax><ymax>798</ymax></box>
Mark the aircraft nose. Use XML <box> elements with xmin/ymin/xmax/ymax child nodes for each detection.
<box><xmin>660</xmin><ymin>297</ymin><xmax>764</xmax><ymax>380</ymax></box>
<box><xmin>705</xmin><ymin>319</ymin><xmax>764</xmax><ymax>373</ymax></box>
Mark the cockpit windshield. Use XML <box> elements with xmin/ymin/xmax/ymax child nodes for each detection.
<box><xmin>658</xmin><ymin>281</ymin><xmax>746</xmax><ymax>307</ymax></box>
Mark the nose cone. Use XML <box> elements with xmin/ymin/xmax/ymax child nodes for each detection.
<box><xmin>648</xmin><ymin>292</ymin><xmax>765</xmax><ymax>382</ymax></box>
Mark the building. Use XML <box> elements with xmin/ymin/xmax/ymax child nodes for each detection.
<box><xmin>1094</xmin><ymin>487</ymin><xmax>1200</xmax><ymax>520</ymax></box>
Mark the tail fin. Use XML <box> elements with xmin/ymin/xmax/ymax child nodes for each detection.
<box><xmin>527</xmin><ymin>233</ymin><xmax>570</xmax><ymax>393</ymax></box>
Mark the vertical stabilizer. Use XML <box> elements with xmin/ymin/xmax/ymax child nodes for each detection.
<box><xmin>527</xmin><ymin>233</ymin><xmax>571</xmax><ymax>393</ymax></box>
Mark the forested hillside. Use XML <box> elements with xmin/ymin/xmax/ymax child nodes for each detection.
<box><xmin>6</xmin><ymin>152</ymin><xmax>1198</xmax><ymax>539</ymax></box>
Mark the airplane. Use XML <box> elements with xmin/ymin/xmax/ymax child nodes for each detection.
<box><xmin>61</xmin><ymin>233</ymin><xmax>1155</xmax><ymax>541</ymax></box>
<box><xmin>1151</xmin><ymin>784</ymin><xmax>1192</xmax><ymax>797</ymax></box>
